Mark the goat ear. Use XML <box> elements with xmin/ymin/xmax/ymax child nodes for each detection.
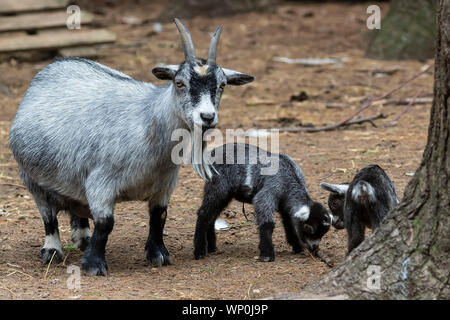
<box><xmin>152</xmin><ymin>65</ymin><xmax>179</xmax><ymax>80</ymax></box>
<box><xmin>320</xmin><ymin>182</ymin><xmax>349</xmax><ymax>195</ymax></box>
<box><xmin>222</xmin><ymin>68</ymin><xmax>254</xmax><ymax>85</ymax></box>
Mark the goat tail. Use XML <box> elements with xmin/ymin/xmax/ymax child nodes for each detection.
<box><xmin>351</xmin><ymin>181</ymin><xmax>376</xmax><ymax>203</ymax></box>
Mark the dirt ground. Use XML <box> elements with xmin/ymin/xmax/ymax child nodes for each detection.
<box><xmin>0</xmin><ymin>1</ymin><xmax>434</xmax><ymax>299</ymax></box>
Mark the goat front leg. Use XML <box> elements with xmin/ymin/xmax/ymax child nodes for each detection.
<box><xmin>194</xmin><ymin>206</ymin><xmax>215</xmax><ymax>260</ymax></box>
<box><xmin>194</xmin><ymin>189</ymin><xmax>230</xmax><ymax>260</ymax></box>
<box><xmin>206</xmin><ymin>223</ymin><xmax>217</xmax><ymax>254</ymax></box>
<box><xmin>280</xmin><ymin>210</ymin><xmax>303</xmax><ymax>254</ymax></box>
<box><xmin>254</xmin><ymin>192</ymin><xmax>276</xmax><ymax>262</ymax></box>
<box><xmin>81</xmin><ymin>215</ymin><xmax>114</xmax><ymax>276</ymax></box>
<box><xmin>81</xmin><ymin>177</ymin><xmax>115</xmax><ymax>276</ymax></box>
<box><xmin>146</xmin><ymin>204</ymin><xmax>171</xmax><ymax>267</ymax></box>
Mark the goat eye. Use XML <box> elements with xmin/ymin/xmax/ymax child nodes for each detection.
<box><xmin>176</xmin><ymin>81</ymin><xmax>185</xmax><ymax>88</ymax></box>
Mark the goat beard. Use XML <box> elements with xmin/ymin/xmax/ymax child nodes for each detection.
<box><xmin>190</xmin><ymin>126</ymin><xmax>218</xmax><ymax>181</ymax></box>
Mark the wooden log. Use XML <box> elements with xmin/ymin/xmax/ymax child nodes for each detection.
<box><xmin>0</xmin><ymin>0</ymin><xmax>69</xmax><ymax>14</ymax></box>
<box><xmin>0</xmin><ymin>11</ymin><xmax>94</xmax><ymax>32</ymax></box>
<box><xmin>58</xmin><ymin>46</ymin><xmax>99</xmax><ymax>58</ymax></box>
<box><xmin>0</xmin><ymin>29</ymin><xmax>116</xmax><ymax>53</ymax></box>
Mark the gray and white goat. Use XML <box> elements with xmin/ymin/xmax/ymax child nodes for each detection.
<box><xmin>9</xmin><ymin>19</ymin><xmax>254</xmax><ymax>275</ymax></box>
<box><xmin>194</xmin><ymin>143</ymin><xmax>333</xmax><ymax>262</ymax></box>
<box><xmin>320</xmin><ymin>165</ymin><xmax>399</xmax><ymax>253</ymax></box>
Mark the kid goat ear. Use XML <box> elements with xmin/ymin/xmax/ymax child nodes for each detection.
<box><xmin>320</xmin><ymin>182</ymin><xmax>349</xmax><ymax>195</ymax></box>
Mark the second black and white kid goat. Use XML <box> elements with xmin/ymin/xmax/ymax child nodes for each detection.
<box><xmin>194</xmin><ymin>143</ymin><xmax>333</xmax><ymax>262</ymax></box>
<box><xmin>320</xmin><ymin>165</ymin><xmax>399</xmax><ymax>253</ymax></box>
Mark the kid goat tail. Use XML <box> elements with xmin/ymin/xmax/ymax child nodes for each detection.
<box><xmin>351</xmin><ymin>181</ymin><xmax>376</xmax><ymax>203</ymax></box>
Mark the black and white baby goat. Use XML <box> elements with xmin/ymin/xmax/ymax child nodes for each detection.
<box><xmin>194</xmin><ymin>143</ymin><xmax>332</xmax><ymax>262</ymax></box>
<box><xmin>320</xmin><ymin>165</ymin><xmax>399</xmax><ymax>253</ymax></box>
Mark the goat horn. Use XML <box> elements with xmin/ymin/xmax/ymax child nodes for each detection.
<box><xmin>207</xmin><ymin>26</ymin><xmax>222</xmax><ymax>65</ymax></box>
<box><xmin>174</xmin><ymin>18</ymin><xmax>196</xmax><ymax>61</ymax></box>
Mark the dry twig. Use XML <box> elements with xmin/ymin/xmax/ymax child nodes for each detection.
<box><xmin>386</xmin><ymin>89</ymin><xmax>425</xmax><ymax>126</ymax></box>
<box><xmin>0</xmin><ymin>285</ymin><xmax>15</xmax><ymax>298</ymax></box>
<box><xmin>0</xmin><ymin>182</ymin><xmax>26</xmax><ymax>189</ymax></box>
<box><xmin>43</xmin><ymin>250</ymin><xmax>57</xmax><ymax>279</ymax></box>
<box><xmin>274</xmin><ymin>65</ymin><xmax>432</xmax><ymax>133</ymax></box>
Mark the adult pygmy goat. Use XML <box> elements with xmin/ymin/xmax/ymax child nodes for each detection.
<box><xmin>320</xmin><ymin>165</ymin><xmax>399</xmax><ymax>253</ymax></box>
<box><xmin>194</xmin><ymin>143</ymin><xmax>333</xmax><ymax>262</ymax></box>
<box><xmin>9</xmin><ymin>19</ymin><xmax>254</xmax><ymax>275</ymax></box>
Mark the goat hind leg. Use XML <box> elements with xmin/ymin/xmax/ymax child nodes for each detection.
<box><xmin>40</xmin><ymin>206</ymin><xmax>64</xmax><ymax>264</ymax></box>
<box><xmin>22</xmin><ymin>171</ymin><xmax>63</xmax><ymax>264</ymax></box>
<box><xmin>69</xmin><ymin>207</ymin><xmax>91</xmax><ymax>251</ymax></box>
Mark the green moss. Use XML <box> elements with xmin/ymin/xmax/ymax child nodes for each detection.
<box><xmin>365</xmin><ymin>0</ymin><xmax>437</xmax><ymax>60</ymax></box>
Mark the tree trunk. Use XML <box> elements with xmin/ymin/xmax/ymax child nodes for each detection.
<box><xmin>365</xmin><ymin>0</ymin><xmax>437</xmax><ymax>60</ymax></box>
<box><xmin>275</xmin><ymin>0</ymin><xmax>450</xmax><ymax>300</ymax></box>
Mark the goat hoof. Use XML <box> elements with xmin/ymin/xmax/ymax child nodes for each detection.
<box><xmin>292</xmin><ymin>246</ymin><xmax>303</xmax><ymax>254</ymax></box>
<box><xmin>81</xmin><ymin>256</ymin><xmax>108</xmax><ymax>276</ymax></box>
<box><xmin>41</xmin><ymin>247</ymin><xmax>63</xmax><ymax>264</ymax></box>
<box><xmin>194</xmin><ymin>253</ymin><xmax>206</xmax><ymax>260</ymax></box>
<box><xmin>193</xmin><ymin>246</ymin><xmax>207</xmax><ymax>259</ymax></box>
<box><xmin>259</xmin><ymin>255</ymin><xmax>275</xmax><ymax>262</ymax></box>
<box><xmin>207</xmin><ymin>246</ymin><xmax>217</xmax><ymax>254</ymax></box>
<box><xmin>146</xmin><ymin>244</ymin><xmax>171</xmax><ymax>267</ymax></box>
<box><xmin>149</xmin><ymin>253</ymin><xmax>164</xmax><ymax>267</ymax></box>
<box><xmin>74</xmin><ymin>236</ymin><xmax>91</xmax><ymax>252</ymax></box>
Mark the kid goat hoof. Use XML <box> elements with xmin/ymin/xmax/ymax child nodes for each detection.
<box><xmin>194</xmin><ymin>252</ymin><xmax>206</xmax><ymax>260</ymax></box>
<box><xmin>259</xmin><ymin>256</ymin><xmax>275</xmax><ymax>262</ymax></box>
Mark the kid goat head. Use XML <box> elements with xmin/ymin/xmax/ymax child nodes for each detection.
<box><xmin>152</xmin><ymin>19</ymin><xmax>254</xmax><ymax>131</ymax></box>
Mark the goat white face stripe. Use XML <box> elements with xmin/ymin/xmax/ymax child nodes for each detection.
<box><xmin>294</xmin><ymin>205</ymin><xmax>310</xmax><ymax>221</ymax></box>
<box><xmin>194</xmin><ymin>64</ymin><xmax>209</xmax><ymax>76</ymax></box>
<box><xmin>193</xmin><ymin>94</ymin><xmax>217</xmax><ymax>126</ymax></box>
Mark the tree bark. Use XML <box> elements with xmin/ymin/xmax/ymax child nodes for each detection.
<box><xmin>366</xmin><ymin>0</ymin><xmax>437</xmax><ymax>60</ymax></box>
<box><xmin>274</xmin><ymin>0</ymin><xmax>449</xmax><ymax>300</ymax></box>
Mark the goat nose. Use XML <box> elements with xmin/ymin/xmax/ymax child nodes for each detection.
<box><xmin>200</xmin><ymin>112</ymin><xmax>215</xmax><ymax>123</ymax></box>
